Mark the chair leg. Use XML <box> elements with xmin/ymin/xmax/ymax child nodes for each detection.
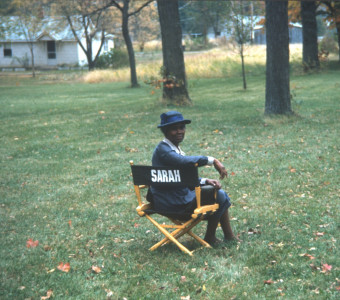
<box><xmin>145</xmin><ymin>214</ymin><xmax>193</xmax><ymax>255</ymax></box>
<box><xmin>187</xmin><ymin>231</ymin><xmax>212</xmax><ymax>248</ymax></box>
<box><xmin>153</xmin><ymin>218</ymin><xmax>196</xmax><ymax>248</ymax></box>
<box><xmin>168</xmin><ymin>218</ymin><xmax>211</xmax><ymax>247</ymax></box>
<box><xmin>161</xmin><ymin>218</ymin><xmax>202</xmax><ymax>246</ymax></box>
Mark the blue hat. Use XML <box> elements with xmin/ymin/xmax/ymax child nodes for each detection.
<box><xmin>157</xmin><ymin>111</ymin><xmax>191</xmax><ymax>128</ymax></box>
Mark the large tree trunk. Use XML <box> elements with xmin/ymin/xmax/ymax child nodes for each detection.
<box><xmin>336</xmin><ymin>21</ymin><xmax>340</xmax><ymax>62</ymax></box>
<box><xmin>122</xmin><ymin>0</ymin><xmax>139</xmax><ymax>87</ymax></box>
<box><xmin>265</xmin><ymin>1</ymin><xmax>292</xmax><ymax>115</ymax></box>
<box><xmin>157</xmin><ymin>0</ymin><xmax>191</xmax><ymax>105</ymax></box>
<box><xmin>301</xmin><ymin>1</ymin><xmax>320</xmax><ymax>69</ymax></box>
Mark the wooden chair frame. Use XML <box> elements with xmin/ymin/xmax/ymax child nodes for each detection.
<box><xmin>130</xmin><ymin>161</ymin><xmax>219</xmax><ymax>256</ymax></box>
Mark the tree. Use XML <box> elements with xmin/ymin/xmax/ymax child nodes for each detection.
<box><xmin>0</xmin><ymin>0</ymin><xmax>15</xmax><ymax>15</ymax></box>
<box><xmin>53</xmin><ymin>0</ymin><xmax>113</xmax><ymax>71</ymax></box>
<box><xmin>108</xmin><ymin>0</ymin><xmax>154</xmax><ymax>88</ymax></box>
<box><xmin>157</xmin><ymin>0</ymin><xmax>191</xmax><ymax>105</ymax></box>
<box><xmin>230</xmin><ymin>0</ymin><xmax>254</xmax><ymax>90</ymax></box>
<box><xmin>265</xmin><ymin>0</ymin><xmax>292</xmax><ymax>115</ymax></box>
<box><xmin>179</xmin><ymin>1</ymin><xmax>230</xmax><ymax>45</ymax></box>
<box><xmin>10</xmin><ymin>0</ymin><xmax>46</xmax><ymax>77</ymax></box>
<box><xmin>129</xmin><ymin>3</ymin><xmax>159</xmax><ymax>52</ymax></box>
<box><xmin>288</xmin><ymin>1</ymin><xmax>320</xmax><ymax>70</ymax></box>
<box><xmin>319</xmin><ymin>1</ymin><xmax>340</xmax><ymax>61</ymax></box>
<box><xmin>301</xmin><ymin>1</ymin><xmax>320</xmax><ymax>69</ymax></box>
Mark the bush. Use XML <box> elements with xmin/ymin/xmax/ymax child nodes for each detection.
<box><xmin>96</xmin><ymin>48</ymin><xmax>129</xmax><ymax>69</ymax></box>
<box><xmin>184</xmin><ymin>36</ymin><xmax>215</xmax><ymax>51</ymax></box>
<box><xmin>319</xmin><ymin>35</ymin><xmax>338</xmax><ymax>54</ymax></box>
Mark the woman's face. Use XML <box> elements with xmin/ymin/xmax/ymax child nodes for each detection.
<box><xmin>165</xmin><ymin>123</ymin><xmax>186</xmax><ymax>146</ymax></box>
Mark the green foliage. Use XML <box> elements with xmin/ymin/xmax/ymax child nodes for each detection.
<box><xmin>95</xmin><ymin>48</ymin><xmax>130</xmax><ymax>69</ymax></box>
<box><xmin>319</xmin><ymin>35</ymin><xmax>339</xmax><ymax>54</ymax></box>
<box><xmin>183</xmin><ymin>36</ymin><xmax>215</xmax><ymax>51</ymax></box>
<box><xmin>0</xmin><ymin>69</ymin><xmax>339</xmax><ymax>299</ymax></box>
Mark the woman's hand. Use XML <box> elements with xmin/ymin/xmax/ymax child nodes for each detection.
<box><xmin>213</xmin><ymin>159</ymin><xmax>228</xmax><ymax>179</ymax></box>
<box><xmin>206</xmin><ymin>179</ymin><xmax>222</xmax><ymax>189</ymax></box>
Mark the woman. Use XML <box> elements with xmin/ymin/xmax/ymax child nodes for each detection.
<box><xmin>150</xmin><ymin>111</ymin><xmax>238</xmax><ymax>245</ymax></box>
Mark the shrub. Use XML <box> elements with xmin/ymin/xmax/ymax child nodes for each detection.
<box><xmin>184</xmin><ymin>36</ymin><xmax>215</xmax><ymax>51</ymax></box>
<box><xmin>319</xmin><ymin>35</ymin><xmax>338</xmax><ymax>54</ymax></box>
<box><xmin>96</xmin><ymin>48</ymin><xmax>129</xmax><ymax>69</ymax></box>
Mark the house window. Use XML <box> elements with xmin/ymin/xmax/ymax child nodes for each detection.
<box><xmin>104</xmin><ymin>39</ymin><xmax>108</xmax><ymax>51</ymax></box>
<box><xmin>47</xmin><ymin>41</ymin><xmax>56</xmax><ymax>59</ymax></box>
<box><xmin>4</xmin><ymin>43</ymin><xmax>12</xmax><ymax>57</ymax></box>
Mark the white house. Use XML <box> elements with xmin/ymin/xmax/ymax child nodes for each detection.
<box><xmin>0</xmin><ymin>18</ymin><xmax>114</xmax><ymax>70</ymax></box>
<box><xmin>253</xmin><ymin>23</ymin><xmax>303</xmax><ymax>45</ymax></box>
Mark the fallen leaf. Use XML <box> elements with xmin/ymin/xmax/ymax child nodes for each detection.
<box><xmin>43</xmin><ymin>245</ymin><xmax>52</xmax><ymax>251</ymax></box>
<box><xmin>91</xmin><ymin>265</ymin><xmax>101</xmax><ymax>273</ymax></box>
<box><xmin>57</xmin><ymin>262</ymin><xmax>70</xmax><ymax>273</ymax></box>
<box><xmin>315</xmin><ymin>232</ymin><xmax>325</xmax><ymax>236</ymax></box>
<box><xmin>321</xmin><ymin>264</ymin><xmax>332</xmax><ymax>273</ymax></box>
<box><xmin>264</xmin><ymin>279</ymin><xmax>274</xmax><ymax>285</ymax></box>
<box><xmin>105</xmin><ymin>289</ymin><xmax>113</xmax><ymax>297</ymax></box>
<box><xmin>248</xmin><ymin>228</ymin><xmax>261</xmax><ymax>235</ymax></box>
<box><xmin>47</xmin><ymin>268</ymin><xmax>55</xmax><ymax>273</ymax></box>
<box><xmin>231</xmin><ymin>171</ymin><xmax>236</xmax><ymax>176</ymax></box>
<box><xmin>99</xmin><ymin>111</ymin><xmax>105</xmax><ymax>114</ymax></box>
<box><xmin>309</xmin><ymin>263</ymin><xmax>319</xmax><ymax>270</ymax></box>
<box><xmin>300</xmin><ymin>253</ymin><xmax>315</xmax><ymax>260</ymax></box>
<box><xmin>41</xmin><ymin>289</ymin><xmax>53</xmax><ymax>300</ymax></box>
<box><xmin>26</xmin><ymin>238</ymin><xmax>39</xmax><ymax>248</ymax></box>
<box><xmin>68</xmin><ymin>220</ymin><xmax>72</xmax><ymax>227</ymax></box>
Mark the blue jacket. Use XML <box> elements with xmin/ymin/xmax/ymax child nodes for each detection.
<box><xmin>150</xmin><ymin>139</ymin><xmax>209</xmax><ymax>213</ymax></box>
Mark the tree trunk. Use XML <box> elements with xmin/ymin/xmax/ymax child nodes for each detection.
<box><xmin>336</xmin><ymin>21</ymin><xmax>340</xmax><ymax>62</ymax></box>
<box><xmin>240</xmin><ymin>44</ymin><xmax>246</xmax><ymax>90</ymax></box>
<box><xmin>157</xmin><ymin>0</ymin><xmax>191</xmax><ymax>105</ymax></box>
<box><xmin>301</xmin><ymin>1</ymin><xmax>320</xmax><ymax>69</ymax></box>
<box><xmin>265</xmin><ymin>1</ymin><xmax>292</xmax><ymax>115</ymax></box>
<box><xmin>86</xmin><ymin>37</ymin><xmax>95</xmax><ymax>71</ymax></box>
<box><xmin>122</xmin><ymin>0</ymin><xmax>139</xmax><ymax>87</ymax></box>
<box><xmin>29</xmin><ymin>43</ymin><xmax>35</xmax><ymax>78</ymax></box>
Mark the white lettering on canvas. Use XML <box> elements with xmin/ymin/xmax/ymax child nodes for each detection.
<box><xmin>151</xmin><ymin>169</ymin><xmax>181</xmax><ymax>183</ymax></box>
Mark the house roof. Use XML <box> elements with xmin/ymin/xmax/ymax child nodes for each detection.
<box><xmin>254</xmin><ymin>22</ymin><xmax>302</xmax><ymax>31</ymax></box>
<box><xmin>0</xmin><ymin>16</ymin><xmax>77</xmax><ymax>43</ymax></box>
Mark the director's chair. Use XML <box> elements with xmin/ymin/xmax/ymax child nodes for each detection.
<box><xmin>130</xmin><ymin>161</ymin><xmax>219</xmax><ymax>256</ymax></box>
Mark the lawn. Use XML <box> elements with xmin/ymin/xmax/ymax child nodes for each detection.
<box><xmin>0</xmin><ymin>62</ymin><xmax>339</xmax><ymax>299</ymax></box>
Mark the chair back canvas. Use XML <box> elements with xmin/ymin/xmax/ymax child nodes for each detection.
<box><xmin>131</xmin><ymin>165</ymin><xmax>199</xmax><ymax>187</ymax></box>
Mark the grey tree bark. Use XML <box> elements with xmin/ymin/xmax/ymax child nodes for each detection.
<box><xmin>265</xmin><ymin>0</ymin><xmax>292</xmax><ymax>115</ymax></box>
<box><xmin>157</xmin><ymin>0</ymin><xmax>191</xmax><ymax>105</ymax></box>
<box><xmin>301</xmin><ymin>1</ymin><xmax>320</xmax><ymax>70</ymax></box>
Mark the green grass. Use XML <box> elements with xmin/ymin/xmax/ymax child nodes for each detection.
<box><xmin>0</xmin><ymin>67</ymin><xmax>339</xmax><ymax>299</ymax></box>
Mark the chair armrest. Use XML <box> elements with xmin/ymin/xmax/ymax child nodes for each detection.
<box><xmin>136</xmin><ymin>203</ymin><xmax>153</xmax><ymax>216</ymax></box>
<box><xmin>192</xmin><ymin>203</ymin><xmax>219</xmax><ymax>218</ymax></box>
